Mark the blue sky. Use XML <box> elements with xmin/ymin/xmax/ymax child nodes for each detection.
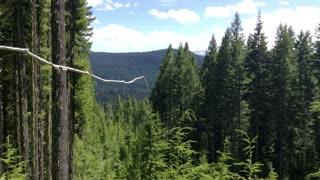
<box><xmin>87</xmin><ymin>0</ymin><xmax>320</xmax><ymax>52</ymax></box>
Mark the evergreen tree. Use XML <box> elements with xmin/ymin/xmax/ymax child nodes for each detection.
<box><xmin>139</xmin><ymin>101</ymin><xmax>167</xmax><ymax>180</ymax></box>
<box><xmin>150</xmin><ymin>45</ymin><xmax>176</xmax><ymax>131</ymax></box>
<box><xmin>211</xmin><ymin>28</ymin><xmax>233</xmax><ymax>161</ymax></box>
<box><xmin>15</xmin><ymin>0</ymin><xmax>30</xmax><ymax>175</ymax></box>
<box><xmin>314</xmin><ymin>23</ymin><xmax>320</xmax><ymax>93</ymax></box>
<box><xmin>292</xmin><ymin>30</ymin><xmax>317</xmax><ymax>177</ymax></box>
<box><xmin>270</xmin><ymin>24</ymin><xmax>297</xmax><ymax>179</ymax></box>
<box><xmin>230</xmin><ymin>12</ymin><xmax>248</xmax><ymax>158</ymax></box>
<box><xmin>151</xmin><ymin>43</ymin><xmax>202</xmax><ymax>131</ymax></box>
<box><xmin>245</xmin><ymin>12</ymin><xmax>273</xmax><ymax>169</ymax></box>
<box><xmin>200</xmin><ymin>34</ymin><xmax>218</xmax><ymax>162</ymax></box>
<box><xmin>51</xmin><ymin>0</ymin><xmax>69</xmax><ymax>178</ymax></box>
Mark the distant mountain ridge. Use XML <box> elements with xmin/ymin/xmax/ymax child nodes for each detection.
<box><xmin>89</xmin><ymin>49</ymin><xmax>204</xmax><ymax>103</ymax></box>
<box><xmin>193</xmin><ymin>50</ymin><xmax>206</xmax><ymax>57</ymax></box>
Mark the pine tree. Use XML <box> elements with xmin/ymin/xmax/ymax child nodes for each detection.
<box><xmin>293</xmin><ymin>30</ymin><xmax>317</xmax><ymax>177</ymax></box>
<box><xmin>51</xmin><ymin>0</ymin><xmax>69</xmax><ymax>178</ymax></box>
<box><xmin>313</xmin><ymin>23</ymin><xmax>320</xmax><ymax>174</ymax></box>
<box><xmin>245</xmin><ymin>12</ymin><xmax>273</xmax><ymax>168</ymax></box>
<box><xmin>200</xmin><ymin>34</ymin><xmax>218</xmax><ymax>162</ymax></box>
<box><xmin>212</xmin><ymin>28</ymin><xmax>233</xmax><ymax>161</ymax></box>
<box><xmin>14</xmin><ymin>0</ymin><xmax>30</xmax><ymax>175</ymax></box>
<box><xmin>139</xmin><ymin>101</ymin><xmax>167</xmax><ymax>180</ymax></box>
<box><xmin>270</xmin><ymin>24</ymin><xmax>297</xmax><ymax>179</ymax></box>
<box><xmin>65</xmin><ymin>0</ymin><xmax>94</xmax><ymax>177</ymax></box>
<box><xmin>151</xmin><ymin>45</ymin><xmax>177</xmax><ymax>132</ymax></box>
<box><xmin>230</xmin><ymin>12</ymin><xmax>248</xmax><ymax>158</ymax></box>
<box><xmin>314</xmin><ymin>24</ymin><xmax>320</xmax><ymax>94</ymax></box>
<box><xmin>31</xmin><ymin>0</ymin><xmax>42</xmax><ymax>178</ymax></box>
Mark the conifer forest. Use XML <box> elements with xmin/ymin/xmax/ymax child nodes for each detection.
<box><xmin>1</xmin><ymin>0</ymin><xmax>320</xmax><ymax>179</ymax></box>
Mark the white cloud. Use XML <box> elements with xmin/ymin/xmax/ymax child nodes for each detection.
<box><xmin>134</xmin><ymin>2</ymin><xmax>138</xmax><ymax>7</ymax></box>
<box><xmin>113</xmin><ymin>2</ymin><xmax>123</xmax><ymax>8</ymax></box>
<box><xmin>278</xmin><ymin>0</ymin><xmax>290</xmax><ymax>6</ymax></box>
<box><xmin>87</xmin><ymin>0</ymin><xmax>103</xmax><ymax>7</ymax></box>
<box><xmin>91</xmin><ymin>24</ymin><xmax>211</xmax><ymax>52</ymax></box>
<box><xmin>160</xmin><ymin>0</ymin><xmax>177</xmax><ymax>6</ymax></box>
<box><xmin>93</xmin><ymin>19</ymin><xmax>101</xmax><ymax>24</ymax></box>
<box><xmin>205</xmin><ymin>0</ymin><xmax>266</xmax><ymax>18</ymax></box>
<box><xmin>98</xmin><ymin>4</ymin><xmax>114</xmax><ymax>11</ymax></box>
<box><xmin>87</xmin><ymin>0</ymin><xmax>131</xmax><ymax>10</ymax></box>
<box><xmin>148</xmin><ymin>9</ymin><xmax>200</xmax><ymax>24</ymax></box>
<box><xmin>242</xmin><ymin>6</ymin><xmax>320</xmax><ymax>49</ymax></box>
<box><xmin>205</xmin><ymin>7</ymin><xmax>233</xmax><ymax>18</ymax></box>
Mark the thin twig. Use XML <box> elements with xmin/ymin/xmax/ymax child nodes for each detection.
<box><xmin>0</xmin><ymin>45</ymin><xmax>146</xmax><ymax>84</ymax></box>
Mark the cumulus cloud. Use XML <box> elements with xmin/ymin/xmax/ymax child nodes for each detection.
<box><xmin>159</xmin><ymin>0</ymin><xmax>177</xmax><ymax>6</ymax></box>
<box><xmin>278</xmin><ymin>0</ymin><xmax>290</xmax><ymax>6</ymax></box>
<box><xmin>242</xmin><ymin>6</ymin><xmax>320</xmax><ymax>49</ymax></box>
<box><xmin>148</xmin><ymin>9</ymin><xmax>201</xmax><ymax>24</ymax></box>
<box><xmin>205</xmin><ymin>0</ymin><xmax>266</xmax><ymax>18</ymax></box>
<box><xmin>90</xmin><ymin>24</ymin><xmax>211</xmax><ymax>52</ymax></box>
<box><xmin>87</xmin><ymin>0</ymin><xmax>103</xmax><ymax>7</ymax></box>
<box><xmin>93</xmin><ymin>19</ymin><xmax>101</xmax><ymax>24</ymax></box>
<box><xmin>86</xmin><ymin>0</ymin><xmax>131</xmax><ymax>11</ymax></box>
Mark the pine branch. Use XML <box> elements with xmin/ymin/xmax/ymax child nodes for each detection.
<box><xmin>0</xmin><ymin>45</ymin><xmax>145</xmax><ymax>84</ymax></box>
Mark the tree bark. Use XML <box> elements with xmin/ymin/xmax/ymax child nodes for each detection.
<box><xmin>68</xmin><ymin>0</ymin><xmax>76</xmax><ymax>178</ymax></box>
<box><xmin>0</xmin><ymin>66</ymin><xmax>3</xmax><ymax>175</ymax></box>
<box><xmin>31</xmin><ymin>0</ymin><xmax>40</xmax><ymax>178</ymax></box>
<box><xmin>15</xmin><ymin>0</ymin><xmax>30</xmax><ymax>176</ymax></box>
<box><xmin>44</xmin><ymin>94</ymin><xmax>52</xmax><ymax>180</ymax></box>
<box><xmin>51</xmin><ymin>0</ymin><xmax>69</xmax><ymax>179</ymax></box>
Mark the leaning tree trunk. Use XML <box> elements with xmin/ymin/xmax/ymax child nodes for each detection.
<box><xmin>51</xmin><ymin>0</ymin><xmax>69</xmax><ymax>179</ymax></box>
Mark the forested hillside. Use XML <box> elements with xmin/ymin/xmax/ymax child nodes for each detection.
<box><xmin>89</xmin><ymin>50</ymin><xmax>204</xmax><ymax>102</ymax></box>
<box><xmin>0</xmin><ymin>0</ymin><xmax>320</xmax><ymax>180</ymax></box>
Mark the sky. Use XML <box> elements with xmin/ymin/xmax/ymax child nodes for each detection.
<box><xmin>86</xmin><ymin>0</ymin><xmax>320</xmax><ymax>53</ymax></box>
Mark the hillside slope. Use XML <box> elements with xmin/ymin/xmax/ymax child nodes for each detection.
<box><xmin>89</xmin><ymin>49</ymin><xmax>204</xmax><ymax>103</ymax></box>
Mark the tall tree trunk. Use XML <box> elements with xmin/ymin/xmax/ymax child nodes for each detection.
<box><xmin>31</xmin><ymin>0</ymin><xmax>40</xmax><ymax>178</ymax></box>
<box><xmin>44</xmin><ymin>94</ymin><xmax>52</xmax><ymax>180</ymax></box>
<box><xmin>37</xmin><ymin>2</ymin><xmax>44</xmax><ymax>177</ymax></box>
<box><xmin>51</xmin><ymin>0</ymin><xmax>69</xmax><ymax>179</ymax></box>
<box><xmin>0</xmin><ymin>67</ymin><xmax>3</xmax><ymax>175</ymax></box>
<box><xmin>68</xmin><ymin>0</ymin><xmax>76</xmax><ymax>178</ymax></box>
<box><xmin>15</xmin><ymin>57</ymin><xmax>22</xmax><ymax>157</ymax></box>
<box><xmin>15</xmin><ymin>0</ymin><xmax>30</xmax><ymax>176</ymax></box>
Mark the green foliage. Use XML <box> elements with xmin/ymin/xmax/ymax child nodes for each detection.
<box><xmin>164</xmin><ymin>126</ymin><xmax>198</xmax><ymax>179</ymax></box>
<box><xmin>306</xmin><ymin>169</ymin><xmax>320</xmax><ymax>180</ymax></box>
<box><xmin>265</xmin><ymin>162</ymin><xmax>279</xmax><ymax>180</ymax></box>
<box><xmin>139</xmin><ymin>102</ymin><xmax>167</xmax><ymax>180</ymax></box>
<box><xmin>0</xmin><ymin>136</ymin><xmax>27</xmax><ymax>180</ymax></box>
<box><xmin>212</xmin><ymin>137</ymin><xmax>241</xmax><ymax>179</ymax></box>
<box><xmin>234</xmin><ymin>130</ymin><xmax>263</xmax><ymax>180</ymax></box>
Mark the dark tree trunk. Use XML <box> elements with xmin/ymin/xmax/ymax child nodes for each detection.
<box><xmin>44</xmin><ymin>94</ymin><xmax>52</xmax><ymax>180</ymax></box>
<box><xmin>15</xmin><ymin>0</ymin><xmax>30</xmax><ymax>176</ymax></box>
<box><xmin>51</xmin><ymin>0</ymin><xmax>69</xmax><ymax>179</ymax></box>
<box><xmin>68</xmin><ymin>0</ymin><xmax>76</xmax><ymax>178</ymax></box>
<box><xmin>31</xmin><ymin>0</ymin><xmax>40</xmax><ymax>178</ymax></box>
<box><xmin>0</xmin><ymin>65</ymin><xmax>3</xmax><ymax>175</ymax></box>
<box><xmin>37</xmin><ymin>3</ymin><xmax>44</xmax><ymax>177</ymax></box>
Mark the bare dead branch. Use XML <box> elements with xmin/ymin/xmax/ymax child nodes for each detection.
<box><xmin>0</xmin><ymin>45</ymin><xmax>146</xmax><ymax>84</ymax></box>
